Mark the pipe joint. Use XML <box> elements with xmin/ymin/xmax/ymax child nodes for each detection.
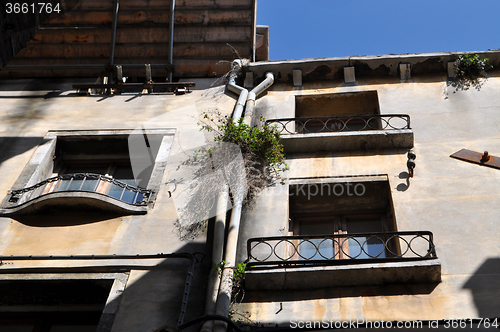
<box><xmin>247</xmin><ymin>91</ymin><xmax>257</xmax><ymax>102</ymax></box>
<box><xmin>251</xmin><ymin>72</ymin><xmax>274</xmax><ymax>98</ymax></box>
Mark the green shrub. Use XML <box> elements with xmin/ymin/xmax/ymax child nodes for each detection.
<box><xmin>200</xmin><ymin>114</ymin><xmax>288</xmax><ymax>199</ymax></box>
<box><xmin>453</xmin><ymin>54</ymin><xmax>492</xmax><ymax>90</ymax></box>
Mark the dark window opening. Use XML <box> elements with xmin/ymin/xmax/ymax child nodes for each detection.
<box><xmin>295</xmin><ymin>91</ymin><xmax>381</xmax><ymax>118</ymax></box>
<box><xmin>0</xmin><ymin>312</ymin><xmax>102</xmax><ymax>332</ymax></box>
<box><xmin>0</xmin><ymin>279</ymin><xmax>113</xmax><ymax>332</ymax></box>
<box><xmin>293</xmin><ymin>91</ymin><xmax>382</xmax><ymax>134</ymax></box>
<box><xmin>54</xmin><ymin>136</ymin><xmax>152</xmax><ymax>188</ymax></box>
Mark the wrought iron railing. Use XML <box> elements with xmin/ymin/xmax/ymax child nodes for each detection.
<box><xmin>266</xmin><ymin>114</ymin><xmax>411</xmax><ymax>135</ymax></box>
<box><xmin>246</xmin><ymin>231</ymin><xmax>436</xmax><ymax>268</ymax></box>
<box><xmin>3</xmin><ymin>173</ymin><xmax>152</xmax><ymax>208</ymax></box>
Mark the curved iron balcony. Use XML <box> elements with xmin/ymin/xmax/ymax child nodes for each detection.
<box><xmin>266</xmin><ymin>114</ymin><xmax>411</xmax><ymax>135</ymax></box>
<box><xmin>246</xmin><ymin>231</ymin><xmax>437</xmax><ymax>268</ymax></box>
<box><xmin>3</xmin><ymin>173</ymin><xmax>152</xmax><ymax>212</ymax></box>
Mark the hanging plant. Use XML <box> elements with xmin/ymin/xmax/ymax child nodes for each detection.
<box><xmin>200</xmin><ymin>113</ymin><xmax>289</xmax><ymax>199</ymax></box>
<box><xmin>452</xmin><ymin>54</ymin><xmax>492</xmax><ymax>91</ymax></box>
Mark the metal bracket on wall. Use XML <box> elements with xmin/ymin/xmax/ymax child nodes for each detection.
<box><xmin>450</xmin><ymin>149</ymin><xmax>500</xmax><ymax>170</ymax></box>
<box><xmin>72</xmin><ymin>82</ymin><xmax>195</xmax><ymax>95</ymax></box>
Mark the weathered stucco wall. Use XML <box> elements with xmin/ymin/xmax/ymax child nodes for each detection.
<box><xmin>236</xmin><ymin>73</ymin><xmax>500</xmax><ymax>326</ymax></box>
<box><xmin>0</xmin><ymin>78</ymin><xmax>235</xmax><ymax>330</ymax></box>
<box><xmin>0</xmin><ymin>80</ymin><xmax>234</xmax><ymax>256</ymax></box>
<box><xmin>1</xmin><ymin>57</ymin><xmax>500</xmax><ymax>330</ymax></box>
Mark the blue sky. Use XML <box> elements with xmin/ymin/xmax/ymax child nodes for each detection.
<box><xmin>257</xmin><ymin>0</ymin><xmax>500</xmax><ymax>61</ymax></box>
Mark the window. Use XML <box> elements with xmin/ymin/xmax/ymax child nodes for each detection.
<box><xmin>42</xmin><ymin>160</ymin><xmax>144</xmax><ymax>205</ymax></box>
<box><xmin>244</xmin><ymin>176</ymin><xmax>441</xmax><ymax>290</ymax></box>
<box><xmin>289</xmin><ymin>178</ymin><xmax>397</xmax><ymax>261</ymax></box>
<box><xmin>0</xmin><ymin>312</ymin><xmax>102</xmax><ymax>332</ymax></box>
<box><xmin>0</xmin><ymin>129</ymin><xmax>175</xmax><ymax>216</ymax></box>
<box><xmin>0</xmin><ymin>275</ymin><xmax>127</xmax><ymax>332</ymax></box>
<box><xmin>294</xmin><ymin>90</ymin><xmax>382</xmax><ymax>133</ymax></box>
<box><xmin>266</xmin><ymin>91</ymin><xmax>413</xmax><ymax>153</ymax></box>
<box><xmin>295</xmin><ymin>91</ymin><xmax>381</xmax><ymax>118</ymax></box>
<box><xmin>293</xmin><ymin>212</ymin><xmax>396</xmax><ymax>260</ymax></box>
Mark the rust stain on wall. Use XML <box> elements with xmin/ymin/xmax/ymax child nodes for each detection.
<box><xmin>312</xmin><ymin>299</ymin><xmax>327</xmax><ymax>321</ymax></box>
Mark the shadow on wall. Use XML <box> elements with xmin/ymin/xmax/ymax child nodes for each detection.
<box><xmin>463</xmin><ymin>258</ymin><xmax>500</xmax><ymax>318</ymax></box>
<box><xmin>94</xmin><ymin>218</ymin><xmax>218</xmax><ymax>331</ymax></box>
<box><xmin>244</xmin><ymin>281</ymin><xmax>440</xmax><ymax>303</ymax></box>
<box><xmin>12</xmin><ymin>212</ymin><xmax>125</xmax><ymax>227</ymax></box>
<box><xmin>285</xmin><ymin>148</ymin><xmax>410</xmax><ymax>161</ymax></box>
<box><xmin>107</xmin><ymin>246</ymin><xmax>210</xmax><ymax>332</ymax></box>
<box><xmin>0</xmin><ymin>137</ymin><xmax>47</xmax><ymax>166</ymax></box>
<box><xmin>0</xmin><ymin>242</ymin><xmax>211</xmax><ymax>332</ymax></box>
<box><xmin>0</xmin><ymin>78</ymin><xmax>78</xmax><ymax>92</ymax></box>
<box><xmin>397</xmin><ymin>171</ymin><xmax>410</xmax><ymax>192</ymax></box>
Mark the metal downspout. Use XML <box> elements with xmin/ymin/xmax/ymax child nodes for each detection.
<box><xmin>168</xmin><ymin>0</ymin><xmax>175</xmax><ymax>82</ymax></box>
<box><xmin>227</xmin><ymin>61</ymin><xmax>249</xmax><ymax>122</ymax></box>
<box><xmin>213</xmin><ymin>193</ymin><xmax>245</xmax><ymax>332</ymax></box>
<box><xmin>243</xmin><ymin>72</ymin><xmax>274</xmax><ymax>127</ymax></box>
<box><xmin>199</xmin><ymin>64</ymin><xmax>247</xmax><ymax>332</ymax></box>
<box><xmin>207</xmin><ymin>63</ymin><xmax>255</xmax><ymax>332</ymax></box>
<box><xmin>200</xmin><ymin>185</ymin><xmax>229</xmax><ymax>332</ymax></box>
<box><xmin>109</xmin><ymin>0</ymin><xmax>119</xmax><ymax>66</ymax></box>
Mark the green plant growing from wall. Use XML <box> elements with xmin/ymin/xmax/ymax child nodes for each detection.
<box><xmin>452</xmin><ymin>54</ymin><xmax>492</xmax><ymax>91</ymax></box>
<box><xmin>199</xmin><ymin>113</ymin><xmax>289</xmax><ymax>200</ymax></box>
<box><xmin>214</xmin><ymin>260</ymin><xmax>246</xmax><ymax>290</ymax></box>
<box><xmin>215</xmin><ymin>260</ymin><xmax>251</xmax><ymax>324</ymax></box>
<box><xmin>228</xmin><ymin>262</ymin><xmax>247</xmax><ymax>322</ymax></box>
<box><xmin>232</xmin><ymin>262</ymin><xmax>247</xmax><ymax>283</ymax></box>
<box><xmin>172</xmin><ymin>112</ymin><xmax>288</xmax><ymax>241</ymax></box>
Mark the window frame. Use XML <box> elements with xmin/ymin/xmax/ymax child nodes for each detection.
<box><xmin>43</xmin><ymin>160</ymin><xmax>139</xmax><ymax>202</ymax></box>
<box><xmin>244</xmin><ymin>177</ymin><xmax>441</xmax><ymax>290</ymax></box>
<box><xmin>287</xmin><ymin>176</ymin><xmax>399</xmax><ymax>262</ymax></box>
<box><xmin>290</xmin><ymin>211</ymin><xmax>399</xmax><ymax>261</ymax></box>
<box><xmin>0</xmin><ymin>273</ymin><xmax>128</xmax><ymax>332</ymax></box>
<box><xmin>0</xmin><ymin>129</ymin><xmax>175</xmax><ymax>215</ymax></box>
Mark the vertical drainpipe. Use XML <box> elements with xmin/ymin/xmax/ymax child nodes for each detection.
<box><xmin>213</xmin><ymin>192</ymin><xmax>245</xmax><ymax>332</ymax></box>
<box><xmin>199</xmin><ymin>62</ymin><xmax>246</xmax><ymax>332</ymax></box>
<box><xmin>109</xmin><ymin>0</ymin><xmax>119</xmax><ymax>66</ymax></box>
<box><xmin>209</xmin><ymin>63</ymin><xmax>267</xmax><ymax>332</ymax></box>
<box><xmin>243</xmin><ymin>72</ymin><xmax>274</xmax><ymax>127</ymax></box>
<box><xmin>200</xmin><ymin>185</ymin><xmax>229</xmax><ymax>332</ymax></box>
<box><xmin>227</xmin><ymin>61</ymin><xmax>249</xmax><ymax>122</ymax></box>
<box><xmin>168</xmin><ymin>0</ymin><xmax>175</xmax><ymax>82</ymax></box>
<box><xmin>107</xmin><ymin>0</ymin><xmax>119</xmax><ymax>93</ymax></box>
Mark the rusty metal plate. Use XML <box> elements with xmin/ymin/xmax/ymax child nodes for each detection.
<box><xmin>450</xmin><ymin>149</ymin><xmax>500</xmax><ymax>170</ymax></box>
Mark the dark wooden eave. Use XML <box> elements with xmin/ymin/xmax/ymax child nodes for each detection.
<box><xmin>1</xmin><ymin>0</ymin><xmax>257</xmax><ymax>78</ymax></box>
<box><xmin>0</xmin><ymin>0</ymin><xmax>57</xmax><ymax>69</ymax></box>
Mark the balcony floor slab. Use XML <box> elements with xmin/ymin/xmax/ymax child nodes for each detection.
<box><xmin>245</xmin><ymin>258</ymin><xmax>441</xmax><ymax>290</ymax></box>
<box><xmin>281</xmin><ymin>130</ymin><xmax>414</xmax><ymax>153</ymax></box>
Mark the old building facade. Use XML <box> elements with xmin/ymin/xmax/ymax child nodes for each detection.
<box><xmin>233</xmin><ymin>54</ymin><xmax>500</xmax><ymax>330</ymax></box>
<box><xmin>1</xmin><ymin>1</ymin><xmax>500</xmax><ymax>331</ymax></box>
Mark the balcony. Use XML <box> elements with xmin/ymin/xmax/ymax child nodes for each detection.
<box><xmin>244</xmin><ymin>231</ymin><xmax>441</xmax><ymax>290</ymax></box>
<box><xmin>1</xmin><ymin>173</ymin><xmax>152</xmax><ymax>215</ymax></box>
<box><xmin>266</xmin><ymin>114</ymin><xmax>414</xmax><ymax>153</ymax></box>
